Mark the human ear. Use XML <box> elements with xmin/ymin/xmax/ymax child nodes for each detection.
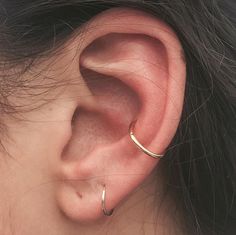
<box><xmin>56</xmin><ymin>7</ymin><xmax>186</xmax><ymax>222</ymax></box>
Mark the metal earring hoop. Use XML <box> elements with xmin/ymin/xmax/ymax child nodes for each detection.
<box><xmin>129</xmin><ymin>120</ymin><xmax>165</xmax><ymax>159</ymax></box>
<box><xmin>101</xmin><ymin>185</ymin><xmax>114</xmax><ymax>216</ymax></box>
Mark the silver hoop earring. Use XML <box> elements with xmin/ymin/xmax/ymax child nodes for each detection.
<box><xmin>101</xmin><ymin>185</ymin><xmax>114</xmax><ymax>216</ymax></box>
<box><xmin>129</xmin><ymin>120</ymin><xmax>165</xmax><ymax>159</ymax></box>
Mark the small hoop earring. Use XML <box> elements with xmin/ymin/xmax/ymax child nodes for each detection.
<box><xmin>129</xmin><ymin>120</ymin><xmax>165</xmax><ymax>159</ymax></box>
<box><xmin>101</xmin><ymin>185</ymin><xmax>114</xmax><ymax>216</ymax></box>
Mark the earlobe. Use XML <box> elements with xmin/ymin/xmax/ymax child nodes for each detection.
<box><xmin>56</xmin><ymin>7</ymin><xmax>186</xmax><ymax>222</ymax></box>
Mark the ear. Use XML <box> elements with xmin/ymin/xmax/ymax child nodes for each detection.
<box><xmin>56</xmin><ymin>7</ymin><xmax>186</xmax><ymax>222</ymax></box>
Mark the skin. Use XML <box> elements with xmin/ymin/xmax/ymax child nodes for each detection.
<box><xmin>0</xmin><ymin>8</ymin><xmax>186</xmax><ymax>235</ymax></box>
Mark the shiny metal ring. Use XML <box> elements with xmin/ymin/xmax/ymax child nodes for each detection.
<box><xmin>102</xmin><ymin>185</ymin><xmax>114</xmax><ymax>216</ymax></box>
<box><xmin>129</xmin><ymin>120</ymin><xmax>164</xmax><ymax>159</ymax></box>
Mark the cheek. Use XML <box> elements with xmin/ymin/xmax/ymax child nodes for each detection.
<box><xmin>0</xmin><ymin>111</ymin><xmax>73</xmax><ymax>234</ymax></box>
<box><xmin>3</xmin><ymin>89</ymin><xmax>77</xmax><ymax>171</ymax></box>
<box><xmin>4</xmin><ymin>116</ymin><xmax>69</xmax><ymax>172</ymax></box>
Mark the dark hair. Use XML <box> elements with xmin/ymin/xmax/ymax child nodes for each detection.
<box><xmin>0</xmin><ymin>1</ymin><xmax>235</xmax><ymax>234</ymax></box>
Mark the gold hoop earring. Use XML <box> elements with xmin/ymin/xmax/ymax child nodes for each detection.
<box><xmin>129</xmin><ymin>120</ymin><xmax>165</xmax><ymax>159</ymax></box>
<box><xmin>101</xmin><ymin>185</ymin><xmax>114</xmax><ymax>216</ymax></box>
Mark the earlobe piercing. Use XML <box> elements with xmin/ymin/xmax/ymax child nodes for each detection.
<box><xmin>101</xmin><ymin>185</ymin><xmax>114</xmax><ymax>216</ymax></box>
<box><xmin>129</xmin><ymin>120</ymin><xmax>165</xmax><ymax>159</ymax></box>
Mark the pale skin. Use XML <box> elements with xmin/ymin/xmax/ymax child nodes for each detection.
<box><xmin>0</xmin><ymin>8</ymin><xmax>186</xmax><ymax>235</ymax></box>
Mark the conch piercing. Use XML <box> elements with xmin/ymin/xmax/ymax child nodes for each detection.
<box><xmin>129</xmin><ymin>120</ymin><xmax>165</xmax><ymax>159</ymax></box>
